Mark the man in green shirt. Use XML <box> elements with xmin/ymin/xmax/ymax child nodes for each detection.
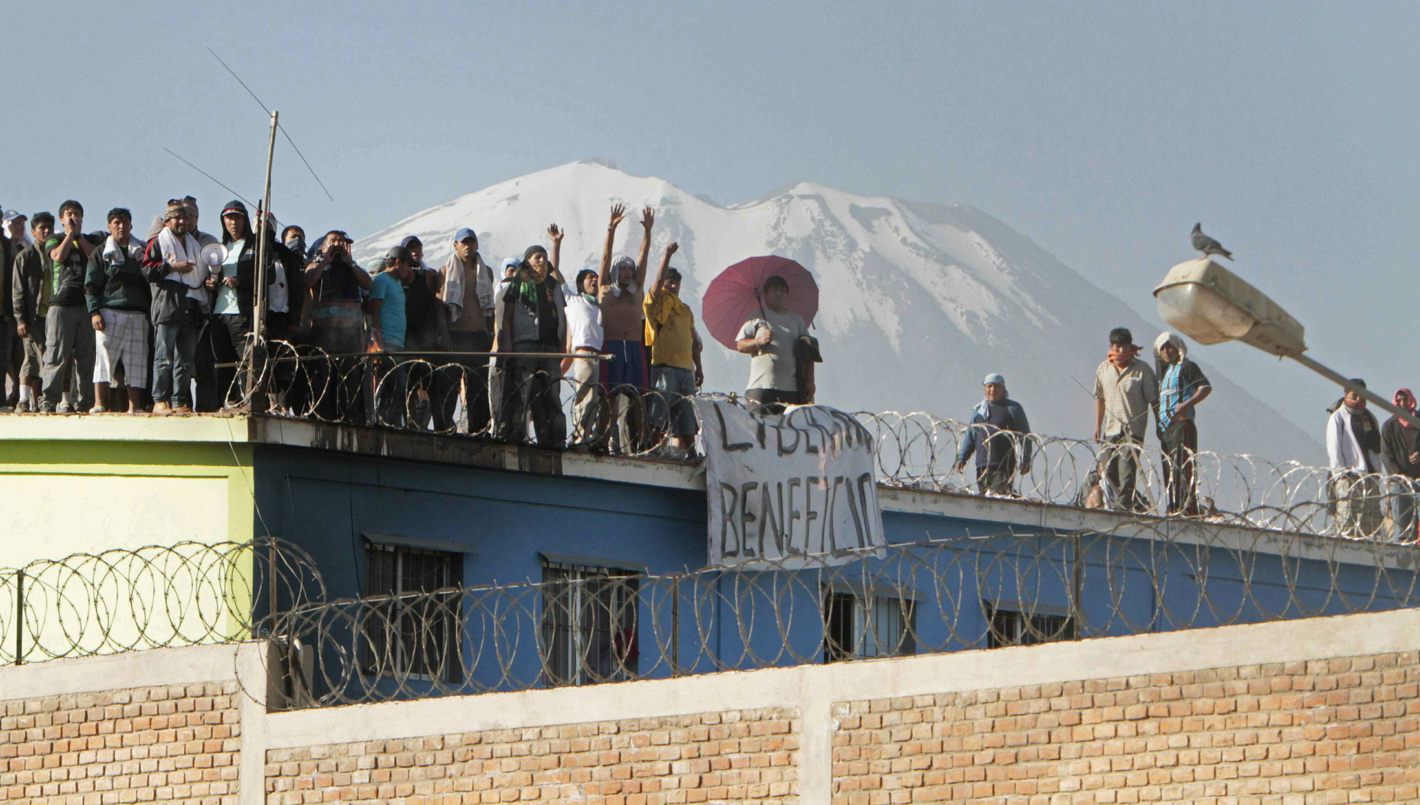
<box><xmin>40</xmin><ymin>200</ymin><xmax>98</xmax><ymax>412</ymax></box>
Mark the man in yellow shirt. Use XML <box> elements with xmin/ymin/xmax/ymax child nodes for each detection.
<box><xmin>643</xmin><ymin>241</ymin><xmax>703</xmax><ymax>458</ymax></box>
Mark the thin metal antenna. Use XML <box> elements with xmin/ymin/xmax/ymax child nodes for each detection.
<box><xmin>206</xmin><ymin>47</ymin><xmax>335</xmax><ymax>202</ymax></box>
<box><xmin>277</xmin><ymin>128</ymin><xmax>334</xmax><ymax>202</ymax></box>
<box><xmin>206</xmin><ymin>47</ymin><xmax>271</xmax><ymax>112</ymax></box>
<box><xmin>162</xmin><ymin>148</ymin><xmax>258</xmax><ymax>209</ymax></box>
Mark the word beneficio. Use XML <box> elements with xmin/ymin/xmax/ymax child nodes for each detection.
<box><xmin>695</xmin><ymin>400</ymin><xmax>885</xmax><ymax>569</ymax></box>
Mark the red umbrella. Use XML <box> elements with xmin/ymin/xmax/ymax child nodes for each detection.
<box><xmin>702</xmin><ymin>256</ymin><xmax>819</xmax><ymax>351</ymax></box>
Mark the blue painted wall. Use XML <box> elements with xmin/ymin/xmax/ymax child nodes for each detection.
<box><xmin>249</xmin><ymin>445</ymin><xmax>1414</xmax><ymax>703</ymax></box>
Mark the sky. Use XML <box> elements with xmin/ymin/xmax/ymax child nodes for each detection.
<box><xmin>3</xmin><ymin>1</ymin><xmax>1417</xmax><ymax>434</ymax></box>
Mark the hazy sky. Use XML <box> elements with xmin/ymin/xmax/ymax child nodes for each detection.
<box><xmin>3</xmin><ymin>2</ymin><xmax>1416</xmax><ymax>436</ymax></box>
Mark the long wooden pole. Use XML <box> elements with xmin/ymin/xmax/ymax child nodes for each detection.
<box><xmin>248</xmin><ymin>110</ymin><xmax>279</xmax><ymax>400</ymax></box>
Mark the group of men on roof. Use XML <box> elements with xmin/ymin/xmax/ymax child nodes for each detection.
<box><xmin>0</xmin><ymin>199</ymin><xmax>815</xmax><ymax>461</ymax></box>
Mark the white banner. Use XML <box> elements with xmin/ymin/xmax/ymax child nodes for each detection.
<box><xmin>694</xmin><ymin>399</ymin><xmax>886</xmax><ymax>569</ymax></box>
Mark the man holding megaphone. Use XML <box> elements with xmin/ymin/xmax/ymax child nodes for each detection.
<box><xmin>143</xmin><ymin>199</ymin><xmax>206</xmax><ymax>414</ymax></box>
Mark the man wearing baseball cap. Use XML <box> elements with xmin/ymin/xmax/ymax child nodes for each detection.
<box><xmin>435</xmin><ymin>226</ymin><xmax>496</xmax><ymax>433</ymax></box>
<box><xmin>1093</xmin><ymin>326</ymin><xmax>1159</xmax><ymax>512</ymax></box>
<box><xmin>954</xmin><ymin>372</ymin><xmax>1033</xmax><ymax>495</ymax></box>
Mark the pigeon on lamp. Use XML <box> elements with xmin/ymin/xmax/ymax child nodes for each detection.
<box><xmin>1191</xmin><ymin>223</ymin><xmax>1233</xmax><ymax>261</ymax></box>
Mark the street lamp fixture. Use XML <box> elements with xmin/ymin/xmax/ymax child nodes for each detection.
<box><xmin>1154</xmin><ymin>258</ymin><xmax>1416</xmax><ymax>426</ymax></box>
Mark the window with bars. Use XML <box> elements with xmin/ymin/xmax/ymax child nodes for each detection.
<box><xmin>823</xmin><ymin>588</ymin><xmax>916</xmax><ymax>663</ymax></box>
<box><xmin>984</xmin><ymin>601</ymin><xmax>1076</xmax><ymax>648</ymax></box>
<box><xmin>361</xmin><ymin>543</ymin><xmax>463</xmax><ymax>682</ymax></box>
<box><xmin>539</xmin><ymin>560</ymin><xmax>641</xmax><ymax>686</ymax></box>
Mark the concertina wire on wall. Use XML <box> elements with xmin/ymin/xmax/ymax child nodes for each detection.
<box><xmin>229</xmin><ymin>341</ymin><xmax>1419</xmax><ymax>543</ymax></box>
<box><xmin>2</xmin><ymin>524</ymin><xmax>1417</xmax><ymax>713</ymax></box>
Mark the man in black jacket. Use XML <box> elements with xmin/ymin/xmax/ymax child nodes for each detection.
<box><xmin>1381</xmin><ymin>388</ymin><xmax>1420</xmax><ymax>543</ymax></box>
<box><xmin>11</xmin><ymin>212</ymin><xmax>54</xmax><ymax>411</ymax></box>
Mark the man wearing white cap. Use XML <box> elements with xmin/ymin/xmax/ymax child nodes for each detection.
<box><xmin>1154</xmin><ymin>332</ymin><xmax>1211</xmax><ymax>515</ymax></box>
<box><xmin>954</xmin><ymin>373</ymin><xmax>1033</xmax><ymax>495</ymax></box>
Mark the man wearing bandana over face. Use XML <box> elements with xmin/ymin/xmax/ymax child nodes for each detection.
<box><xmin>1380</xmin><ymin>388</ymin><xmax>1420</xmax><ymax>542</ymax></box>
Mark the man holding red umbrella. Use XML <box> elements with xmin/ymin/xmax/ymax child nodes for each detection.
<box><xmin>735</xmin><ymin>275</ymin><xmax>811</xmax><ymax>415</ymax></box>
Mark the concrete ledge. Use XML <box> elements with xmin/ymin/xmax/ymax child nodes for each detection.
<box><xmin>0</xmin><ymin>412</ymin><xmax>255</xmax><ymax>444</ymax></box>
<box><xmin>261</xmin><ymin>607</ymin><xmax>1420</xmax><ymax>803</ymax></box>
<box><xmin>0</xmin><ymin>642</ymin><xmax>244</xmax><ymax>700</ymax></box>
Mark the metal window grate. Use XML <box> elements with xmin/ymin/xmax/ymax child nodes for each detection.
<box><xmin>540</xmin><ymin>560</ymin><xmax>640</xmax><ymax>686</ymax></box>
<box><xmin>985</xmin><ymin>601</ymin><xmax>1076</xmax><ymax>648</ymax></box>
<box><xmin>823</xmin><ymin>589</ymin><xmax>916</xmax><ymax>662</ymax></box>
<box><xmin>361</xmin><ymin>543</ymin><xmax>463</xmax><ymax>682</ymax></box>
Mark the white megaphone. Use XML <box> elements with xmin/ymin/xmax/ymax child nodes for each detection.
<box><xmin>200</xmin><ymin>243</ymin><xmax>228</xmax><ymax>275</ymax></box>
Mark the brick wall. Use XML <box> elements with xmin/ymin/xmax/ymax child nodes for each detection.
<box><xmin>832</xmin><ymin>651</ymin><xmax>1420</xmax><ymax>804</ymax></box>
<box><xmin>0</xmin><ymin>681</ymin><xmax>242</xmax><ymax>804</ymax></box>
<box><xmin>264</xmin><ymin>707</ymin><xmax>798</xmax><ymax>804</ymax></box>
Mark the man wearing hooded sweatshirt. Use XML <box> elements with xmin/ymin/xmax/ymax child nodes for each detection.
<box><xmin>1326</xmin><ymin>381</ymin><xmax>1384</xmax><ymax>538</ymax></box>
<box><xmin>197</xmin><ymin>200</ymin><xmax>272</xmax><ymax>410</ymax></box>
<box><xmin>953</xmin><ymin>373</ymin><xmax>1033</xmax><ymax>495</ymax></box>
<box><xmin>491</xmin><ymin>227</ymin><xmax>566</xmax><ymax>446</ymax></box>
<box><xmin>40</xmin><ymin>200</ymin><xmax>100</xmax><ymax>412</ymax></box>
<box><xmin>436</xmin><ymin>227</ymin><xmax>495</xmax><ymax>433</ymax></box>
<box><xmin>1154</xmin><ymin>332</ymin><xmax>1212</xmax><ymax>516</ymax></box>
<box><xmin>85</xmin><ymin>208</ymin><xmax>149</xmax><ymax>413</ymax></box>
<box><xmin>1380</xmin><ymin>388</ymin><xmax>1420</xmax><ymax>542</ymax></box>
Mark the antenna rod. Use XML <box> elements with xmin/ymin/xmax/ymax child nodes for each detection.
<box><xmin>207</xmin><ymin>47</ymin><xmax>333</xmax><ymax>202</ymax></box>
<box><xmin>248</xmin><ymin>110</ymin><xmax>279</xmax><ymax>403</ymax></box>
<box><xmin>162</xmin><ymin>148</ymin><xmax>257</xmax><ymax>210</ymax></box>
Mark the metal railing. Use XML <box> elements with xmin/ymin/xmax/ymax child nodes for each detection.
<box><xmin>0</xmin><ymin>538</ymin><xmax>324</xmax><ymax>665</ymax></box>
<box><xmin>225</xmin><ymin>344</ymin><xmax>1420</xmax><ymax>544</ymax></box>
<box><xmin>263</xmin><ymin>521</ymin><xmax>1420</xmax><ymax>709</ymax></box>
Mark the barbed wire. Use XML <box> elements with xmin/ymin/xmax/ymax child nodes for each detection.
<box><xmin>224</xmin><ymin>344</ymin><xmax>1420</xmax><ymax>544</ymax></box>
<box><xmin>2</xmin><ymin>513</ymin><xmax>1415</xmax><ymax>710</ymax></box>
<box><xmin>856</xmin><ymin>411</ymin><xmax>1420</xmax><ymax>542</ymax></box>
<box><xmin>260</xmin><ymin>519</ymin><xmax>1420</xmax><ymax>710</ymax></box>
<box><xmin>0</xmin><ymin>538</ymin><xmax>324</xmax><ymax>665</ymax></box>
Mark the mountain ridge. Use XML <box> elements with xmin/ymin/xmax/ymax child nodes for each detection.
<box><xmin>353</xmin><ymin>161</ymin><xmax>1319</xmax><ymax>464</ymax></box>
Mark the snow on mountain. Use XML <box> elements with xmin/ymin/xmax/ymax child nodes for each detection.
<box><xmin>354</xmin><ymin>161</ymin><xmax>1317</xmax><ymax>463</ymax></box>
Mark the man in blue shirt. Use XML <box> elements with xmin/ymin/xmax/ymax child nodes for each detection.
<box><xmin>1154</xmin><ymin>332</ymin><xmax>1212</xmax><ymax>516</ymax></box>
<box><xmin>954</xmin><ymin>372</ymin><xmax>1033</xmax><ymax>495</ymax></box>
<box><xmin>369</xmin><ymin>246</ymin><xmax>413</xmax><ymax>425</ymax></box>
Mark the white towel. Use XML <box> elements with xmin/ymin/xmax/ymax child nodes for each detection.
<box><xmin>157</xmin><ymin>228</ymin><xmax>205</xmax><ymax>291</ymax></box>
<box><xmin>157</xmin><ymin>227</ymin><xmax>208</xmax><ymax>307</ymax></box>
<box><xmin>439</xmin><ymin>252</ymin><xmax>495</xmax><ymax>322</ymax></box>
<box><xmin>102</xmin><ymin>235</ymin><xmax>145</xmax><ymax>263</ymax></box>
<box><xmin>439</xmin><ymin>252</ymin><xmax>466</xmax><ymax>321</ymax></box>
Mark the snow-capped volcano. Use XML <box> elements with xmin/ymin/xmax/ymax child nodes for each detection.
<box><xmin>355</xmin><ymin>161</ymin><xmax>1316</xmax><ymax>463</ymax></box>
